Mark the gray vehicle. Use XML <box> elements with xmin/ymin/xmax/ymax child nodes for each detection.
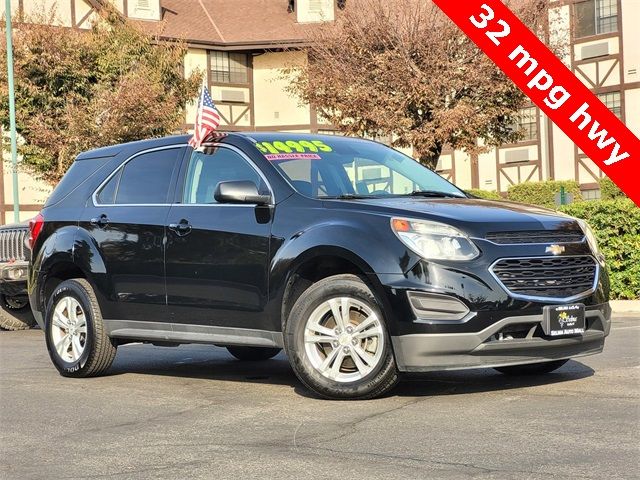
<box><xmin>0</xmin><ymin>223</ymin><xmax>36</xmax><ymax>330</ymax></box>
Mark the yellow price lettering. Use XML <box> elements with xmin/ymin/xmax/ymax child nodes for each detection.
<box><xmin>256</xmin><ymin>139</ymin><xmax>333</xmax><ymax>154</ymax></box>
<box><xmin>298</xmin><ymin>140</ymin><xmax>319</xmax><ymax>152</ymax></box>
<box><xmin>312</xmin><ymin>140</ymin><xmax>332</xmax><ymax>152</ymax></box>
<box><xmin>272</xmin><ymin>141</ymin><xmax>293</xmax><ymax>153</ymax></box>
<box><xmin>285</xmin><ymin>141</ymin><xmax>306</xmax><ymax>153</ymax></box>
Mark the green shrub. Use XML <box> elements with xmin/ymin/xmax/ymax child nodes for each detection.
<box><xmin>560</xmin><ymin>198</ymin><xmax>640</xmax><ymax>300</ymax></box>
<box><xmin>466</xmin><ymin>189</ymin><xmax>503</xmax><ymax>200</ymax></box>
<box><xmin>507</xmin><ymin>180</ymin><xmax>583</xmax><ymax>208</ymax></box>
<box><xmin>598</xmin><ymin>178</ymin><xmax>625</xmax><ymax>200</ymax></box>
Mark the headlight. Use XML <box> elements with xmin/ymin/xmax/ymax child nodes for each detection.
<box><xmin>391</xmin><ymin>218</ymin><xmax>480</xmax><ymax>261</ymax></box>
<box><xmin>578</xmin><ymin>220</ymin><xmax>600</xmax><ymax>255</ymax></box>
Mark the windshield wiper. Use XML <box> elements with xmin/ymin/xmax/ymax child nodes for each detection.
<box><xmin>406</xmin><ymin>190</ymin><xmax>467</xmax><ymax>198</ymax></box>
<box><xmin>325</xmin><ymin>194</ymin><xmax>377</xmax><ymax>200</ymax></box>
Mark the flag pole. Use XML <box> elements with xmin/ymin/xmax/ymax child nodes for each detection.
<box><xmin>4</xmin><ymin>0</ymin><xmax>20</xmax><ymax>223</ymax></box>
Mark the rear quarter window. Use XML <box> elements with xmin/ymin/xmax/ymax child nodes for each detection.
<box><xmin>44</xmin><ymin>158</ymin><xmax>113</xmax><ymax>208</ymax></box>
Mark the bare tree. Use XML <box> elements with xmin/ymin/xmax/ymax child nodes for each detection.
<box><xmin>286</xmin><ymin>0</ymin><xmax>552</xmax><ymax>168</ymax></box>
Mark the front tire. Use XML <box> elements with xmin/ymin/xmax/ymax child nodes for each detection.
<box><xmin>0</xmin><ymin>294</ymin><xmax>36</xmax><ymax>331</ymax></box>
<box><xmin>45</xmin><ymin>279</ymin><xmax>117</xmax><ymax>377</ymax></box>
<box><xmin>226</xmin><ymin>346</ymin><xmax>281</xmax><ymax>361</ymax></box>
<box><xmin>284</xmin><ymin>274</ymin><xmax>398</xmax><ymax>400</ymax></box>
<box><xmin>494</xmin><ymin>359</ymin><xmax>569</xmax><ymax>376</ymax></box>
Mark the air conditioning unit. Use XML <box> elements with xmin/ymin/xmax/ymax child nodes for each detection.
<box><xmin>505</xmin><ymin>149</ymin><xmax>530</xmax><ymax>163</ymax></box>
<box><xmin>580</xmin><ymin>42</ymin><xmax>609</xmax><ymax>60</ymax></box>
<box><xmin>220</xmin><ymin>89</ymin><xmax>248</xmax><ymax>103</ymax></box>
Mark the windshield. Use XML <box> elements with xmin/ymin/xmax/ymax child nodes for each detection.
<box><xmin>252</xmin><ymin>136</ymin><xmax>465</xmax><ymax>199</ymax></box>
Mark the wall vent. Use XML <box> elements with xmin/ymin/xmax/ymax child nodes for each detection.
<box><xmin>129</xmin><ymin>0</ymin><xmax>160</xmax><ymax>20</ymax></box>
<box><xmin>296</xmin><ymin>0</ymin><xmax>335</xmax><ymax>23</ymax></box>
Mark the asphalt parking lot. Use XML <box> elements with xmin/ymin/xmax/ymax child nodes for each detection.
<box><xmin>1</xmin><ymin>314</ymin><xmax>638</xmax><ymax>480</ymax></box>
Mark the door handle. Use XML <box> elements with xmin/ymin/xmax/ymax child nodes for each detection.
<box><xmin>90</xmin><ymin>214</ymin><xmax>109</xmax><ymax>228</ymax></box>
<box><xmin>168</xmin><ymin>220</ymin><xmax>192</xmax><ymax>236</ymax></box>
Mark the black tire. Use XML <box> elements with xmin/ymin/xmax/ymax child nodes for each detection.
<box><xmin>226</xmin><ymin>346</ymin><xmax>282</xmax><ymax>361</ymax></box>
<box><xmin>284</xmin><ymin>274</ymin><xmax>398</xmax><ymax>400</ymax></box>
<box><xmin>0</xmin><ymin>294</ymin><xmax>36</xmax><ymax>331</ymax></box>
<box><xmin>44</xmin><ymin>279</ymin><xmax>117</xmax><ymax>377</ymax></box>
<box><xmin>494</xmin><ymin>359</ymin><xmax>569</xmax><ymax>376</ymax></box>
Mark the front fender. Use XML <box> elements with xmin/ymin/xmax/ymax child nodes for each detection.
<box><xmin>268</xmin><ymin>221</ymin><xmax>406</xmax><ymax>329</ymax></box>
<box><xmin>270</xmin><ymin>221</ymin><xmax>396</xmax><ymax>287</ymax></box>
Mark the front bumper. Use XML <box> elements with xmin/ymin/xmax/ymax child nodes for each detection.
<box><xmin>374</xmin><ymin>247</ymin><xmax>611</xmax><ymax>372</ymax></box>
<box><xmin>391</xmin><ymin>304</ymin><xmax>610</xmax><ymax>372</ymax></box>
<box><xmin>0</xmin><ymin>261</ymin><xmax>29</xmax><ymax>297</ymax></box>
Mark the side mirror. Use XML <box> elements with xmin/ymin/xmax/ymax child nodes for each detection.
<box><xmin>214</xmin><ymin>181</ymin><xmax>271</xmax><ymax>206</ymax></box>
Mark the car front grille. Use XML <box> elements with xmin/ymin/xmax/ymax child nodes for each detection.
<box><xmin>0</xmin><ymin>227</ymin><xmax>29</xmax><ymax>262</ymax></box>
<box><xmin>485</xmin><ymin>230</ymin><xmax>585</xmax><ymax>244</ymax></box>
<box><xmin>491</xmin><ymin>255</ymin><xmax>597</xmax><ymax>300</ymax></box>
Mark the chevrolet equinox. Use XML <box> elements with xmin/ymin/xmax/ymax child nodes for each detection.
<box><xmin>28</xmin><ymin>133</ymin><xmax>611</xmax><ymax>399</ymax></box>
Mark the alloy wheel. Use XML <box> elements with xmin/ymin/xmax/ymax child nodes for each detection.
<box><xmin>50</xmin><ymin>297</ymin><xmax>87</xmax><ymax>363</ymax></box>
<box><xmin>304</xmin><ymin>296</ymin><xmax>385</xmax><ymax>383</ymax></box>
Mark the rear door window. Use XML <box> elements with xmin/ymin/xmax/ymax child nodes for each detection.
<box><xmin>97</xmin><ymin>147</ymin><xmax>183</xmax><ymax>205</ymax></box>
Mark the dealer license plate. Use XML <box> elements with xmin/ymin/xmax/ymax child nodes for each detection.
<box><xmin>543</xmin><ymin>304</ymin><xmax>585</xmax><ymax>337</ymax></box>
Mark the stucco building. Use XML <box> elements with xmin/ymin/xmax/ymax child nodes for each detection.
<box><xmin>1</xmin><ymin>0</ymin><xmax>638</xmax><ymax>223</ymax></box>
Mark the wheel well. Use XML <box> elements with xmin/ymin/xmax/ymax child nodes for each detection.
<box><xmin>281</xmin><ymin>255</ymin><xmax>366</xmax><ymax>328</ymax></box>
<box><xmin>42</xmin><ymin>263</ymin><xmax>87</xmax><ymax>311</ymax></box>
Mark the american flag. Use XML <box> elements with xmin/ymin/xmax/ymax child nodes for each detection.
<box><xmin>189</xmin><ymin>85</ymin><xmax>221</xmax><ymax>148</ymax></box>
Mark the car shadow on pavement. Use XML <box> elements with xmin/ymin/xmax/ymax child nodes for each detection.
<box><xmin>107</xmin><ymin>343</ymin><xmax>594</xmax><ymax>398</ymax></box>
<box><xmin>108</xmin><ymin>344</ymin><xmax>298</xmax><ymax>387</ymax></box>
<box><xmin>391</xmin><ymin>360</ymin><xmax>595</xmax><ymax>398</ymax></box>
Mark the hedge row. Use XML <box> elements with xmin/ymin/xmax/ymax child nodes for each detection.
<box><xmin>598</xmin><ymin>178</ymin><xmax>626</xmax><ymax>200</ymax></box>
<box><xmin>466</xmin><ymin>189</ymin><xmax>503</xmax><ymax>200</ymax></box>
<box><xmin>507</xmin><ymin>180</ymin><xmax>583</xmax><ymax>208</ymax></box>
<box><xmin>467</xmin><ymin>178</ymin><xmax>624</xmax><ymax>205</ymax></box>
<box><xmin>465</xmin><ymin>181</ymin><xmax>638</xmax><ymax>299</ymax></box>
<box><xmin>559</xmin><ymin>199</ymin><xmax>640</xmax><ymax>300</ymax></box>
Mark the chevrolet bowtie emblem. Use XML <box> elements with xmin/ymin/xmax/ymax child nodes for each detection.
<box><xmin>546</xmin><ymin>244</ymin><xmax>566</xmax><ymax>255</ymax></box>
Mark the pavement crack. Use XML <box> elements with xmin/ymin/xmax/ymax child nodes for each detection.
<box><xmin>293</xmin><ymin>393</ymin><xmax>450</xmax><ymax>448</ymax></box>
<box><xmin>58</xmin><ymin>405</ymin><xmax>206</xmax><ymax>439</ymax></box>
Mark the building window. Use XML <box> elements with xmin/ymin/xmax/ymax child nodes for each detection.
<box><xmin>582</xmin><ymin>189</ymin><xmax>601</xmax><ymax>201</ymax></box>
<box><xmin>597</xmin><ymin>91</ymin><xmax>621</xmax><ymax>118</ymax></box>
<box><xmin>516</xmin><ymin>107</ymin><xmax>538</xmax><ymax>142</ymax></box>
<box><xmin>209</xmin><ymin>51</ymin><xmax>249</xmax><ymax>84</ymax></box>
<box><xmin>574</xmin><ymin>0</ymin><xmax>618</xmax><ymax>39</ymax></box>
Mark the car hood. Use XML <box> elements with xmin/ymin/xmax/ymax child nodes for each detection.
<box><xmin>324</xmin><ymin>197</ymin><xmax>580</xmax><ymax>238</ymax></box>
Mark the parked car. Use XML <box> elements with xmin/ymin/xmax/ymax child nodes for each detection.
<box><xmin>0</xmin><ymin>222</ymin><xmax>36</xmax><ymax>330</ymax></box>
<box><xmin>28</xmin><ymin>133</ymin><xmax>611</xmax><ymax>399</ymax></box>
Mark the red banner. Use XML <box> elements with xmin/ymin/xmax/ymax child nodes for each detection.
<box><xmin>432</xmin><ymin>0</ymin><xmax>640</xmax><ymax>206</ymax></box>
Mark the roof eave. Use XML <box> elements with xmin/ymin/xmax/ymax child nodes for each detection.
<box><xmin>159</xmin><ymin>36</ymin><xmax>311</xmax><ymax>51</ymax></box>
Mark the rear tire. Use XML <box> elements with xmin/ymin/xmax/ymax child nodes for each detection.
<box><xmin>226</xmin><ymin>346</ymin><xmax>281</xmax><ymax>361</ymax></box>
<box><xmin>44</xmin><ymin>279</ymin><xmax>117</xmax><ymax>377</ymax></box>
<box><xmin>494</xmin><ymin>359</ymin><xmax>569</xmax><ymax>376</ymax></box>
<box><xmin>0</xmin><ymin>294</ymin><xmax>36</xmax><ymax>331</ymax></box>
<box><xmin>284</xmin><ymin>274</ymin><xmax>398</xmax><ymax>400</ymax></box>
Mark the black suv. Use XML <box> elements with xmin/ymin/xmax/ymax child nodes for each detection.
<box><xmin>28</xmin><ymin>133</ymin><xmax>610</xmax><ymax>399</ymax></box>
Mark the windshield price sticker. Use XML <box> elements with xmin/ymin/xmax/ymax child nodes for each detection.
<box><xmin>432</xmin><ymin>0</ymin><xmax>640</xmax><ymax>206</ymax></box>
<box><xmin>265</xmin><ymin>153</ymin><xmax>322</xmax><ymax>161</ymax></box>
<box><xmin>255</xmin><ymin>140</ymin><xmax>333</xmax><ymax>155</ymax></box>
